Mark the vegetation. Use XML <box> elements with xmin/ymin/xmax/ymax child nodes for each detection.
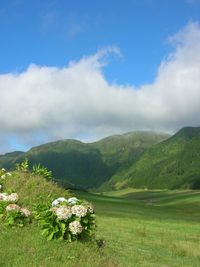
<box><xmin>0</xmin><ymin>172</ymin><xmax>200</xmax><ymax>266</ymax></box>
<box><xmin>1</xmin><ymin>127</ymin><xmax>200</xmax><ymax>266</ymax></box>
<box><xmin>0</xmin><ymin>170</ymin><xmax>113</xmax><ymax>267</ymax></box>
<box><xmin>34</xmin><ymin>198</ymin><xmax>96</xmax><ymax>242</ymax></box>
<box><xmin>76</xmin><ymin>189</ymin><xmax>200</xmax><ymax>267</ymax></box>
<box><xmin>0</xmin><ymin>131</ymin><xmax>169</xmax><ymax>189</ymax></box>
<box><xmin>0</xmin><ymin>127</ymin><xmax>200</xmax><ymax>191</ymax></box>
<box><xmin>105</xmin><ymin>127</ymin><xmax>200</xmax><ymax>190</ymax></box>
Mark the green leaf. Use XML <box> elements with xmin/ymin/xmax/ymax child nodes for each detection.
<box><xmin>47</xmin><ymin>231</ymin><xmax>54</xmax><ymax>241</ymax></box>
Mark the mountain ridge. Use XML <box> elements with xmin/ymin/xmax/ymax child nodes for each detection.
<box><xmin>1</xmin><ymin>127</ymin><xmax>199</xmax><ymax>190</ymax></box>
<box><xmin>0</xmin><ymin>131</ymin><xmax>170</xmax><ymax>189</ymax></box>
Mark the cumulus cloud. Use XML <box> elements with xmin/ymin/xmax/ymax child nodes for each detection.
<box><xmin>0</xmin><ymin>22</ymin><xmax>200</xmax><ymax>153</ymax></box>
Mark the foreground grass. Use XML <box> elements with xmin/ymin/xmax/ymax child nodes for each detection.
<box><xmin>1</xmin><ymin>173</ymin><xmax>200</xmax><ymax>266</ymax></box>
<box><xmin>0</xmin><ymin>224</ymin><xmax>116</xmax><ymax>267</ymax></box>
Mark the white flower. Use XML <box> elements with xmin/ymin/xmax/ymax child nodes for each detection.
<box><xmin>0</xmin><ymin>193</ymin><xmax>19</xmax><ymax>202</ymax></box>
<box><xmin>69</xmin><ymin>221</ymin><xmax>83</xmax><ymax>235</ymax></box>
<box><xmin>1</xmin><ymin>168</ymin><xmax>6</xmax><ymax>172</ymax></box>
<box><xmin>20</xmin><ymin>208</ymin><xmax>32</xmax><ymax>217</ymax></box>
<box><xmin>52</xmin><ymin>197</ymin><xmax>68</xmax><ymax>207</ymax></box>
<box><xmin>0</xmin><ymin>193</ymin><xmax>8</xmax><ymax>201</ymax></box>
<box><xmin>0</xmin><ymin>184</ymin><xmax>3</xmax><ymax>190</ymax></box>
<box><xmin>71</xmin><ymin>205</ymin><xmax>87</xmax><ymax>218</ymax></box>
<box><xmin>54</xmin><ymin>206</ymin><xmax>72</xmax><ymax>220</ymax></box>
<box><xmin>6</xmin><ymin>204</ymin><xmax>21</xmax><ymax>212</ymax></box>
<box><xmin>67</xmin><ymin>197</ymin><xmax>78</xmax><ymax>205</ymax></box>
<box><xmin>6</xmin><ymin>172</ymin><xmax>12</xmax><ymax>177</ymax></box>
<box><xmin>8</xmin><ymin>193</ymin><xmax>19</xmax><ymax>202</ymax></box>
<box><xmin>1</xmin><ymin>174</ymin><xmax>6</xmax><ymax>179</ymax></box>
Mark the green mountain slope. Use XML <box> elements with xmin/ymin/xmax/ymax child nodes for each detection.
<box><xmin>0</xmin><ymin>132</ymin><xmax>169</xmax><ymax>189</ymax></box>
<box><xmin>19</xmin><ymin>140</ymin><xmax>113</xmax><ymax>189</ymax></box>
<box><xmin>105</xmin><ymin>127</ymin><xmax>200</xmax><ymax>190</ymax></box>
<box><xmin>0</xmin><ymin>151</ymin><xmax>24</xmax><ymax>169</ymax></box>
<box><xmin>91</xmin><ymin>131</ymin><xmax>169</xmax><ymax>166</ymax></box>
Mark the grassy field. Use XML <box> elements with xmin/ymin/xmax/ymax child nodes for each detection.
<box><xmin>1</xmin><ymin>173</ymin><xmax>200</xmax><ymax>267</ymax></box>
<box><xmin>77</xmin><ymin>188</ymin><xmax>200</xmax><ymax>267</ymax></box>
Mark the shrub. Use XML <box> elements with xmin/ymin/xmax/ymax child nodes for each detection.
<box><xmin>0</xmin><ymin>199</ymin><xmax>32</xmax><ymax>227</ymax></box>
<box><xmin>32</xmin><ymin>163</ymin><xmax>52</xmax><ymax>180</ymax></box>
<box><xmin>15</xmin><ymin>159</ymin><xmax>29</xmax><ymax>172</ymax></box>
<box><xmin>34</xmin><ymin>197</ymin><xmax>96</xmax><ymax>241</ymax></box>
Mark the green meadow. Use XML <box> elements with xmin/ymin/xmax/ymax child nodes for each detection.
<box><xmin>1</xmin><ymin>173</ymin><xmax>200</xmax><ymax>267</ymax></box>
<box><xmin>77</xmin><ymin>189</ymin><xmax>200</xmax><ymax>266</ymax></box>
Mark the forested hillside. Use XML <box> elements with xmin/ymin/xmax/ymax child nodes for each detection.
<box><xmin>104</xmin><ymin>127</ymin><xmax>200</xmax><ymax>190</ymax></box>
<box><xmin>0</xmin><ymin>132</ymin><xmax>169</xmax><ymax>189</ymax></box>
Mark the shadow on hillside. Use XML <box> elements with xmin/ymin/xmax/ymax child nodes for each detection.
<box><xmin>75</xmin><ymin>190</ymin><xmax>200</xmax><ymax>224</ymax></box>
<box><xmin>122</xmin><ymin>190</ymin><xmax>200</xmax><ymax>203</ymax></box>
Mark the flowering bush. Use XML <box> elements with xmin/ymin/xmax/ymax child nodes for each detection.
<box><xmin>0</xmin><ymin>168</ymin><xmax>32</xmax><ymax>227</ymax></box>
<box><xmin>5</xmin><ymin>204</ymin><xmax>32</xmax><ymax>227</ymax></box>
<box><xmin>0</xmin><ymin>165</ymin><xmax>96</xmax><ymax>243</ymax></box>
<box><xmin>34</xmin><ymin>197</ymin><xmax>96</xmax><ymax>241</ymax></box>
<box><xmin>0</xmin><ymin>202</ymin><xmax>32</xmax><ymax>227</ymax></box>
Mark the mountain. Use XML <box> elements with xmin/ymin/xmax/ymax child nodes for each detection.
<box><xmin>0</xmin><ymin>151</ymin><xmax>24</xmax><ymax>168</ymax></box>
<box><xmin>103</xmin><ymin>127</ymin><xmax>200</xmax><ymax>190</ymax></box>
<box><xmin>0</xmin><ymin>131</ymin><xmax>169</xmax><ymax>189</ymax></box>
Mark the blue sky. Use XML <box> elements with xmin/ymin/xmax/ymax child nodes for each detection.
<box><xmin>0</xmin><ymin>0</ymin><xmax>200</xmax><ymax>153</ymax></box>
<box><xmin>1</xmin><ymin>0</ymin><xmax>200</xmax><ymax>85</ymax></box>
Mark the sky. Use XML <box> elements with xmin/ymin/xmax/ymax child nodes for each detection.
<box><xmin>0</xmin><ymin>0</ymin><xmax>200</xmax><ymax>153</ymax></box>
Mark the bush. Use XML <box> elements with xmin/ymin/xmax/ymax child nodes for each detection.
<box><xmin>34</xmin><ymin>197</ymin><xmax>96</xmax><ymax>241</ymax></box>
<box><xmin>32</xmin><ymin>163</ymin><xmax>52</xmax><ymax>180</ymax></box>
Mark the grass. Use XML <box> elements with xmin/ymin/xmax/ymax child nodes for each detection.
<box><xmin>1</xmin><ymin>173</ymin><xmax>200</xmax><ymax>266</ymax></box>
<box><xmin>77</xmin><ymin>189</ymin><xmax>200</xmax><ymax>266</ymax></box>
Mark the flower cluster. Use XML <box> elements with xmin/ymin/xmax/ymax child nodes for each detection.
<box><xmin>35</xmin><ymin>196</ymin><xmax>96</xmax><ymax>241</ymax></box>
<box><xmin>0</xmin><ymin>197</ymin><xmax>32</xmax><ymax>227</ymax></box>
<box><xmin>0</xmin><ymin>168</ymin><xmax>32</xmax><ymax>227</ymax></box>
<box><xmin>54</xmin><ymin>206</ymin><xmax>72</xmax><ymax>220</ymax></box>
<box><xmin>71</xmin><ymin>205</ymin><xmax>87</xmax><ymax>218</ymax></box>
<box><xmin>69</xmin><ymin>220</ymin><xmax>83</xmax><ymax>235</ymax></box>
<box><xmin>51</xmin><ymin>197</ymin><xmax>68</xmax><ymax>207</ymax></box>
<box><xmin>6</xmin><ymin>204</ymin><xmax>32</xmax><ymax>217</ymax></box>
<box><xmin>0</xmin><ymin>193</ymin><xmax>19</xmax><ymax>202</ymax></box>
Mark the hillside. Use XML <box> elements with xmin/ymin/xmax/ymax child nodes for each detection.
<box><xmin>104</xmin><ymin>127</ymin><xmax>200</xmax><ymax>190</ymax></box>
<box><xmin>0</xmin><ymin>170</ymin><xmax>117</xmax><ymax>267</ymax></box>
<box><xmin>0</xmin><ymin>151</ymin><xmax>24</xmax><ymax>169</ymax></box>
<box><xmin>0</xmin><ymin>132</ymin><xmax>169</xmax><ymax>189</ymax></box>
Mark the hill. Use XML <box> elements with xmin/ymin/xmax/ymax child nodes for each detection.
<box><xmin>104</xmin><ymin>127</ymin><xmax>200</xmax><ymax>190</ymax></box>
<box><xmin>0</xmin><ymin>170</ymin><xmax>118</xmax><ymax>267</ymax></box>
<box><xmin>0</xmin><ymin>151</ymin><xmax>24</xmax><ymax>168</ymax></box>
<box><xmin>0</xmin><ymin>131</ymin><xmax>169</xmax><ymax>189</ymax></box>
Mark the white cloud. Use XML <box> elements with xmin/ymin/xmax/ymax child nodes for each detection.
<box><xmin>0</xmin><ymin>22</ymin><xmax>200</xmax><ymax>153</ymax></box>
